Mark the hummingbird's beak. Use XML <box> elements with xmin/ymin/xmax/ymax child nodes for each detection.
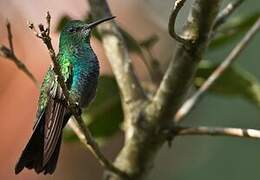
<box><xmin>86</xmin><ymin>16</ymin><xmax>116</xmax><ymax>29</ymax></box>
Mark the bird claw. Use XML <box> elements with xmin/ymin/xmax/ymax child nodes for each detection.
<box><xmin>73</xmin><ymin>102</ymin><xmax>82</xmax><ymax>116</ymax></box>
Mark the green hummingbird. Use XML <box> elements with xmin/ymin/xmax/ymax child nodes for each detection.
<box><xmin>15</xmin><ymin>16</ymin><xmax>115</xmax><ymax>175</ymax></box>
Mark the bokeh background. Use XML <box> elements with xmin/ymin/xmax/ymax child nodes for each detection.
<box><xmin>0</xmin><ymin>0</ymin><xmax>260</xmax><ymax>179</ymax></box>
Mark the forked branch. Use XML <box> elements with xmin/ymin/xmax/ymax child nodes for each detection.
<box><xmin>0</xmin><ymin>21</ymin><xmax>40</xmax><ymax>88</ymax></box>
<box><xmin>146</xmin><ymin>0</ymin><xmax>220</xmax><ymax>125</ymax></box>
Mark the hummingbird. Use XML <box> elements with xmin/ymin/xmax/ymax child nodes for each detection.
<box><xmin>15</xmin><ymin>16</ymin><xmax>115</xmax><ymax>175</ymax></box>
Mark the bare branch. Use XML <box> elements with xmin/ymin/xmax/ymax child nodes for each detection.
<box><xmin>0</xmin><ymin>22</ymin><xmax>40</xmax><ymax>88</ymax></box>
<box><xmin>46</xmin><ymin>12</ymin><xmax>51</xmax><ymax>36</ymax></box>
<box><xmin>174</xmin><ymin>126</ymin><xmax>260</xmax><ymax>139</ymax></box>
<box><xmin>28</xmin><ymin>13</ymin><xmax>127</xmax><ymax>178</ymax></box>
<box><xmin>168</xmin><ymin>0</ymin><xmax>191</xmax><ymax>45</ymax></box>
<box><xmin>27</xmin><ymin>22</ymin><xmax>43</xmax><ymax>39</ymax></box>
<box><xmin>213</xmin><ymin>0</ymin><xmax>244</xmax><ymax>31</ymax></box>
<box><xmin>67</xmin><ymin>119</ymin><xmax>88</xmax><ymax>144</ymax></box>
<box><xmin>146</xmin><ymin>0</ymin><xmax>220</xmax><ymax>124</ymax></box>
<box><xmin>88</xmin><ymin>0</ymin><xmax>146</xmax><ymax>105</ymax></box>
<box><xmin>67</xmin><ymin>117</ymin><xmax>129</xmax><ymax>179</ymax></box>
<box><xmin>175</xmin><ymin>17</ymin><xmax>260</xmax><ymax>122</ymax></box>
<box><xmin>6</xmin><ymin>20</ymin><xmax>14</xmax><ymax>53</ymax></box>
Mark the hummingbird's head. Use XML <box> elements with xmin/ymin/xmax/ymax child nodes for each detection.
<box><xmin>59</xmin><ymin>16</ymin><xmax>115</xmax><ymax>50</ymax></box>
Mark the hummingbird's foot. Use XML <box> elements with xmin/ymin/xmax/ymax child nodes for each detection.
<box><xmin>75</xmin><ymin>104</ymin><xmax>82</xmax><ymax>116</ymax></box>
<box><xmin>70</xmin><ymin>102</ymin><xmax>82</xmax><ymax>116</ymax></box>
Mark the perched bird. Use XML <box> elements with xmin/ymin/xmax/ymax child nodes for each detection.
<box><xmin>15</xmin><ymin>16</ymin><xmax>115</xmax><ymax>175</ymax></box>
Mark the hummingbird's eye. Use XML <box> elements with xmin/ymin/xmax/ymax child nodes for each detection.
<box><xmin>67</xmin><ymin>27</ymin><xmax>75</xmax><ymax>33</ymax></box>
<box><xmin>67</xmin><ymin>27</ymin><xmax>81</xmax><ymax>33</ymax></box>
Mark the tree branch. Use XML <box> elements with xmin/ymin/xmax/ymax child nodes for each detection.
<box><xmin>212</xmin><ymin>0</ymin><xmax>244</xmax><ymax>31</ymax></box>
<box><xmin>87</xmin><ymin>0</ymin><xmax>146</xmax><ymax>105</ymax></box>
<box><xmin>174</xmin><ymin>126</ymin><xmax>260</xmax><ymax>139</ymax></box>
<box><xmin>175</xmin><ymin>17</ymin><xmax>260</xmax><ymax>122</ymax></box>
<box><xmin>102</xmin><ymin>1</ymin><xmax>221</xmax><ymax>180</ymax></box>
<box><xmin>146</xmin><ymin>0</ymin><xmax>220</xmax><ymax>125</ymax></box>
<box><xmin>28</xmin><ymin>12</ymin><xmax>127</xmax><ymax>178</ymax></box>
<box><xmin>6</xmin><ymin>20</ymin><xmax>15</xmax><ymax>53</ymax></box>
<box><xmin>0</xmin><ymin>21</ymin><xmax>40</xmax><ymax>89</ymax></box>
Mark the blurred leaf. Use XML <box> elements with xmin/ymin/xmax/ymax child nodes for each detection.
<box><xmin>64</xmin><ymin>75</ymin><xmax>123</xmax><ymax>142</ymax></box>
<box><xmin>210</xmin><ymin>12</ymin><xmax>260</xmax><ymax>49</ymax></box>
<box><xmin>195</xmin><ymin>60</ymin><xmax>260</xmax><ymax>108</ymax></box>
<box><xmin>56</xmin><ymin>15</ymin><xmax>72</xmax><ymax>32</ymax></box>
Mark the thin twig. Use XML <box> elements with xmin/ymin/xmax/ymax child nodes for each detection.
<box><xmin>28</xmin><ymin>12</ymin><xmax>127</xmax><ymax>178</ymax></box>
<box><xmin>6</xmin><ymin>20</ymin><xmax>14</xmax><ymax>53</ymax></box>
<box><xmin>212</xmin><ymin>0</ymin><xmax>244</xmax><ymax>31</ymax></box>
<box><xmin>0</xmin><ymin>22</ymin><xmax>40</xmax><ymax>89</ymax></box>
<box><xmin>67</xmin><ymin>118</ymin><xmax>106</xmax><ymax>154</ymax></box>
<box><xmin>27</xmin><ymin>22</ymin><xmax>42</xmax><ymax>38</ymax></box>
<box><xmin>174</xmin><ymin>126</ymin><xmax>260</xmax><ymax>139</ymax></box>
<box><xmin>46</xmin><ymin>12</ymin><xmax>51</xmax><ymax>36</ymax></box>
<box><xmin>175</xmin><ymin>17</ymin><xmax>260</xmax><ymax>123</ymax></box>
<box><xmin>168</xmin><ymin>0</ymin><xmax>190</xmax><ymax>45</ymax></box>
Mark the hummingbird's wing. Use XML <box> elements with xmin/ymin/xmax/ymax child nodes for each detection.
<box><xmin>41</xmin><ymin>78</ymin><xmax>67</xmax><ymax>168</ymax></box>
<box><xmin>37</xmin><ymin>64</ymin><xmax>72</xmax><ymax>168</ymax></box>
<box><xmin>15</xmin><ymin>63</ymin><xmax>73</xmax><ymax>174</ymax></box>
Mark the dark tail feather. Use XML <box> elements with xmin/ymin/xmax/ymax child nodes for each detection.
<box><xmin>43</xmin><ymin>135</ymin><xmax>62</xmax><ymax>174</ymax></box>
<box><xmin>15</xmin><ymin>116</ymin><xmax>62</xmax><ymax>175</ymax></box>
<box><xmin>15</xmin><ymin>118</ymin><xmax>44</xmax><ymax>174</ymax></box>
